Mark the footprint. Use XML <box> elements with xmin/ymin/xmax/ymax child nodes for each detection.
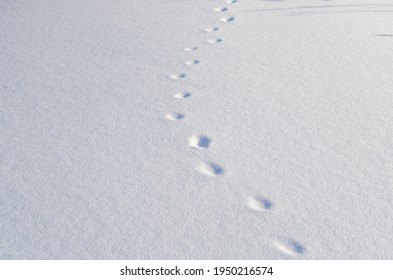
<box><xmin>274</xmin><ymin>239</ymin><xmax>305</xmax><ymax>257</ymax></box>
<box><xmin>205</xmin><ymin>27</ymin><xmax>219</xmax><ymax>32</ymax></box>
<box><xmin>184</xmin><ymin>59</ymin><xmax>200</xmax><ymax>66</ymax></box>
<box><xmin>207</xmin><ymin>38</ymin><xmax>223</xmax><ymax>44</ymax></box>
<box><xmin>188</xmin><ymin>135</ymin><xmax>210</xmax><ymax>149</ymax></box>
<box><xmin>184</xmin><ymin>47</ymin><xmax>198</xmax><ymax>51</ymax></box>
<box><xmin>214</xmin><ymin>7</ymin><xmax>228</xmax><ymax>12</ymax></box>
<box><xmin>165</xmin><ymin>113</ymin><xmax>185</xmax><ymax>121</ymax></box>
<box><xmin>247</xmin><ymin>196</ymin><xmax>273</xmax><ymax>211</ymax></box>
<box><xmin>198</xmin><ymin>162</ymin><xmax>224</xmax><ymax>176</ymax></box>
<box><xmin>221</xmin><ymin>16</ymin><xmax>235</xmax><ymax>23</ymax></box>
<box><xmin>170</xmin><ymin>73</ymin><xmax>186</xmax><ymax>80</ymax></box>
<box><xmin>173</xmin><ymin>92</ymin><xmax>191</xmax><ymax>99</ymax></box>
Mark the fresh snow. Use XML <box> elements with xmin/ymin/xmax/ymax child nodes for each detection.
<box><xmin>1</xmin><ymin>0</ymin><xmax>393</xmax><ymax>259</ymax></box>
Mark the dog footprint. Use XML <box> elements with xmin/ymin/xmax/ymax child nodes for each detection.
<box><xmin>221</xmin><ymin>16</ymin><xmax>235</xmax><ymax>23</ymax></box>
<box><xmin>170</xmin><ymin>73</ymin><xmax>186</xmax><ymax>80</ymax></box>
<box><xmin>184</xmin><ymin>59</ymin><xmax>200</xmax><ymax>66</ymax></box>
<box><xmin>165</xmin><ymin>113</ymin><xmax>185</xmax><ymax>121</ymax></box>
<box><xmin>188</xmin><ymin>135</ymin><xmax>210</xmax><ymax>149</ymax></box>
<box><xmin>198</xmin><ymin>162</ymin><xmax>224</xmax><ymax>176</ymax></box>
<box><xmin>274</xmin><ymin>239</ymin><xmax>305</xmax><ymax>257</ymax></box>
<box><xmin>205</xmin><ymin>27</ymin><xmax>219</xmax><ymax>32</ymax></box>
<box><xmin>214</xmin><ymin>7</ymin><xmax>228</xmax><ymax>12</ymax></box>
<box><xmin>173</xmin><ymin>92</ymin><xmax>191</xmax><ymax>99</ymax></box>
<box><xmin>207</xmin><ymin>38</ymin><xmax>223</xmax><ymax>44</ymax></box>
<box><xmin>184</xmin><ymin>47</ymin><xmax>198</xmax><ymax>52</ymax></box>
<box><xmin>247</xmin><ymin>196</ymin><xmax>273</xmax><ymax>211</ymax></box>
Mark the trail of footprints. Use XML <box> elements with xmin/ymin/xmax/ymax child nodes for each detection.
<box><xmin>165</xmin><ymin>0</ymin><xmax>305</xmax><ymax>257</ymax></box>
<box><xmin>166</xmin><ymin>1</ymin><xmax>235</xmax><ymax>177</ymax></box>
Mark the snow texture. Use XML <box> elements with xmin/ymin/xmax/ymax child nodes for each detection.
<box><xmin>1</xmin><ymin>0</ymin><xmax>393</xmax><ymax>259</ymax></box>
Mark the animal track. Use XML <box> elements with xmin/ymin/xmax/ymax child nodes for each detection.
<box><xmin>188</xmin><ymin>135</ymin><xmax>210</xmax><ymax>149</ymax></box>
<box><xmin>165</xmin><ymin>113</ymin><xmax>184</xmax><ymax>121</ymax></box>
<box><xmin>173</xmin><ymin>92</ymin><xmax>191</xmax><ymax>99</ymax></box>
<box><xmin>205</xmin><ymin>27</ymin><xmax>219</xmax><ymax>32</ymax></box>
<box><xmin>274</xmin><ymin>239</ymin><xmax>305</xmax><ymax>257</ymax></box>
<box><xmin>214</xmin><ymin>7</ymin><xmax>228</xmax><ymax>12</ymax></box>
<box><xmin>198</xmin><ymin>162</ymin><xmax>224</xmax><ymax>176</ymax></box>
<box><xmin>207</xmin><ymin>38</ymin><xmax>223</xmax><ymax>44</ymax></box>
<box><xmin>184</xmin><ymin>59</ymin><xmax>200</xmax><ymax>65</ymax></box>
<box><xmin>173</xmin><ymin>5</ymin><xmax>232</xmax><ymax>180</ymax></box>
<box><xmin>221</xmin><ymin>16</ymin><xmax>235</xmax><ymax>23</ymax></box>
<box><xmin>170</xmin><ymin>73</ymin><xmax>186</xmax><ymax>80</ymax></box>
<box><xmin>247</xmin><ymin>196</ymin><xmax>273</xmax><ymax>211</ymax></box>
<box><xmin>184</xmin><ymin>47</ymin><xmax>198</xmax><ymax>51</ymax></box>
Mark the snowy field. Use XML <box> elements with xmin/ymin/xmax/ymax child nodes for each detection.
<box><xmin>1</xmin><ymin>0</ymin><xmax>393</xmax><ymax>259</ymax></box>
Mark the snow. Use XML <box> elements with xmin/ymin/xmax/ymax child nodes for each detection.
<box><xmin>1</xmin><ymin>0</ymin><xmax>393</xmax><ymax>259</ymax></box>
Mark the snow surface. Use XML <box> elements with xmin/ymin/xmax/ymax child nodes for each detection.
<box><xmin>1</xmin><ymin>0</ymin><xmax>393</xmax><ymax>259</ymax></box>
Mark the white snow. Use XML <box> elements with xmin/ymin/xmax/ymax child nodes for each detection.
<box><xmin>1</xmin><ymin>0</ymin><xmax>393</xmax><ymax>259</ymax></box>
